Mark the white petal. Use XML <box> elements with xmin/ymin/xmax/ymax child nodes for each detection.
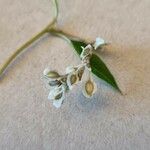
<box><xmin>53</xmin><ymin>99</ymin><xmax>63</xmax><ymax>108</ymax></box>
<box><xmin>48</xmin><ymin>90</ymin><xmax>55</xmax><ymax>100</ymax></box>
<box><xmin>43</xmin><ymin>67</ymin><xmax>51</xmax><ymax>76</ymax></box>
<box><xmin>94</xmin><ymin>37</ymin><xmax>105</xmax><ymax>50</ymax></box>
<box><xmin>53</xmin><ymin>92</ymin><xmax>65</xmax><ymax>108</ymax></box>
<box><xmin>85</xmin><ymin>44</ymin><xmax>93</xmax><ymax>50</ymax></box>
<box><xmin>93</xmin><ymin>81</ymin><xmax>97</xmax><ymax>93</ymax></box>
<box><xmin>77</xmin><ymin>66</ymin><xmax>85</xmax><ymax>81</ymax></box>
<box><xmin>48</xmin><ymin>86</ymin><xmax>62</xmax><ymax>100</ymax></box>
<box><xmin>66</xmin><ymin>75</ymin><xmax>73</xmax><ymax>90</ymax></box>
<box><xmin>80</xmin><ymin>44</ymin><xmax>93</xmax><ymax>59</ymax></box>
<box><xmin>67</xmin><ymin>73</ymin><xmax>78</xmax><ymax>90</ymax></box>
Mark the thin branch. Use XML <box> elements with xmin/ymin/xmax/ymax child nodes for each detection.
<box><xmin>0</xmin><ymin>0</ymin><xmax>58</xmax><ymax>78</ymax></box>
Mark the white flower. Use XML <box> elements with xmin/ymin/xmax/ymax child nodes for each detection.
<box><xmin>66</xmin><ymin>72</ymin><xmax>79</xmax><ymax>90</ymax></box>
<box><xmin>80</xmin><ymin>44</ymin><xmax>93</xmax><ymax>71</ymax></box>
<box><xmin>43</xmin><ymin>67</ymin><xmax>51</xmax><ymax>76</ymax></box>
<box><xmin>43</xmin><ymin>67</ymin><xmax>60</xmax><ymax>80</ymax></box>
<box><xmin>82</xmin><ymin>55</ymin><xmax>91</xmax><ymax>71</ymax></box>
<box><xmin>53</xmin><ymin>89</ymin><xmax>65</xmax><ymax>108</ymax></box>
<box><xmin>43</xmin><ymin>36</ymin><xmax>107</xmax><ymax>108</ymax></box>
<box><xmin>80</xmin><ymin>44</ymin><xmax>93</xmax><ymax>59</ymax></box>
<box><xmin>76</xmin><ymin>66</ymin><xmax>85</xmax><ymax>81</ymax></box>
<box><xmin>48</xmin><ymin>85</ymin><xmax>66</xmax><ymax>108</ymax></box>
<box><xmin>82</xmin><ymin>78</ymin><xmax>97</xmax><ymax>98</ymax></box>
<box><xmin>48</xmin><ymin>86</ymin><xmax>61</xmax><ymax>99</ymax></box>
<box><xmin>53</xmin><ymin>97</ymin><xmax>64</xmax><ymax>108</ymax></box>
<box><xmin>93</xmin><ymin>37</ymin><xmax>105</xmax><ymax>50</ymax></box>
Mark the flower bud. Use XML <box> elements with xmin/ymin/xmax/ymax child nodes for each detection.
<box><xmin>82</xmin><ymin>79</ymin><xmax>97</xmax><ymax>98</ymax></box>
<box><xmin>80</xmin><ymin>44</ymin><xmax>92</xmax><ymax>59</ymax></box>
<box><xmin>54</xmin><ymin>92</ymin><xmax>63</xmax><ymax>100</ymax></box>
<box><xmin>77</xmin><ymin>68</ymin><xmax>85</xmax><ymax>81</ymax></box>
<box><xmin>67</xmin><ymin>73</ymin><xmax>78</xmax><ymax>90</ymax></box>
<box><xmin>43</xmin><ymin>68</ymin><xmax>60</xmax><ymax>79</ymax></box>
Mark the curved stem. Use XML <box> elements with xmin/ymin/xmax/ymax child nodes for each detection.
<box><xmin>0</xmin><ymin>27</ymin><xmax>85</xmax><ymax>78</ymax></box>
<box><xmin>52</xmin><ymin>0</ymin><xmax>59</xmax><ymax>24</ymax></box>
<box><xmin>49</xmin><ymin>28</ymin><xmax>85</xmax><ymax>42</ymax></box>
<box><xmin>0</xmin><ymin>0</ymin><xmax>58</xmax><ymax>78</ymax></box>
<box><xmin>0</xmin><ymin>25</ymin><xmax>50</xmax><ymax>76</ymax></box>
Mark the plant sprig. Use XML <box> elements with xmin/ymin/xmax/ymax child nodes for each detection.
<box><xmin>0</xmin><ymin>0</ymin><xmax>122</xmax><ymax>98</ymax></box>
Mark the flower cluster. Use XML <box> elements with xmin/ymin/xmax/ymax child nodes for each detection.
<box><xmin>43</xmin><ymin>37</ymin><xmax>106</xmax><ymax>108</ymax></box>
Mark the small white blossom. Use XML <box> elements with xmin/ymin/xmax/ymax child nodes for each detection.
<box><xmin>48</xmin><ymin>85</ymin><xmax>61</xmax><ymax>100</ymax></box>
<box><xmin>43</xmin><ymin>67</ymin><xmax>60</xmax><ymax>80</ymax></box>
<box><xmin>53</xmin><ymin>97</ymin><xmax>64</xmax><ymax>108</ymax></box>
<box><xmin>53</xmin><ymin>85</ymin><xmax>66</xmax><ymax>108</ymax></box>
<box><xmin>82</xmin><ymin>78</ymin><xmax>97</xmax><ymax>98</ymax></box>
<box><xmin>93</xmin><ymin>37</ymin><xmax>105</xmax><ymax>50</ymax></box>
<box><xmin>66</xmin><ymin>72</ymin><xmax>79</xmax><ymax>90</ymax></box>
<box><xmin>43</xmin><ymin>37</ymin><xmax>107</xmax><ymax>108</ymax></box>
<box><xmin>43</xmin><ymin>67</ymin><xmax>51</xmax><ymax>76</ymax></box>
<box><xmin>48</xmin><ymin>85</ymin><xmax>66</xmax><ymax>108</ymax></box>
<box><xmin>80</xmin><ymin>44</ymin><xmax>93</xmax><ymax>71</ymax></box>
<box><xmin>76</xmin><ymin>66</ymin><xmax>85</xmax><ymax>81</ymax></box>
<box><xmin>80</xmin><ymin>44</ymin><xmax>92</xmax><ymax>59</ymax></box>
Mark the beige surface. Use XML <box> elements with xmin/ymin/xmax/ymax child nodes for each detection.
<box><xmin>0</xmin><ymin>0</ymin><xmax>150</xmax><ymax>149</ymax></box>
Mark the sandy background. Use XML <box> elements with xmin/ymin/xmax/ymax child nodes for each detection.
<box><xmin>0</xmin><ymin>0</ymin><xmax>150</xmax><ymax>149</ymax></box>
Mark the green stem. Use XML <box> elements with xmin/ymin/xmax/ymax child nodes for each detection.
<box><xmin>49</xmin><ymin>28</ymin><xmax>85</xmax><ymax>43</ymax></box>
<box><xmin>0</xmin><ymin>23</ymin><xmax>54</xmax><ymax>77</ymax></box>
<box><xmin>0</xmin><ymin>27</ymin><xmax>76</xmax><ymax>78</ymax></box>
<box><xmin>0</xmin><ymin>0</ymin><xmax>58</xmax><ymax>78</ymax></box>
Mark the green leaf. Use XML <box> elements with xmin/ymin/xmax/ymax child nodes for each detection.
<box><xmin>70</xmin><ymin>40</ymin><xmax>121</xmax><ymax>93</ymax></box>
<box><xmin>70</xmin><ymin>40</ymin><xmax>87</xmax><ymax>55</ymax></box>
<box><xmin>90</xmin><ymin>54</ymin><xmax>121</xmax><ymax>92</ymax></box>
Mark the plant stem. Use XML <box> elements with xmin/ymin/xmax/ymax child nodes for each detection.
<box><xmin>0</xmin><ymin>23</ymin><xmax>82</xmax><ymax>79</ymax></box>
<box><xmin>0</xmin><ymin>0</ymin><xmax>59</xmax><ymax>78</ymax></box>
<box><xmin>0</xmin><ymin>27</ymin><xmax>77</xmax><ymax>78</ymax></box>
<box><xmin>0</xmin><ymin>22</ymin><xmax>54</xmax><ymax>77</ymax></box>
<box><xmin>49</xmin><ymin>28</ymin><xmax>85</xmax><ymax>43</ymax></box>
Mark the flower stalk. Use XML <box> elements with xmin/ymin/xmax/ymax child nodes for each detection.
<box><xmin>0</xmin><ymin>0</ymin><xmax>58</xmax><ymax>78</ymax></box>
